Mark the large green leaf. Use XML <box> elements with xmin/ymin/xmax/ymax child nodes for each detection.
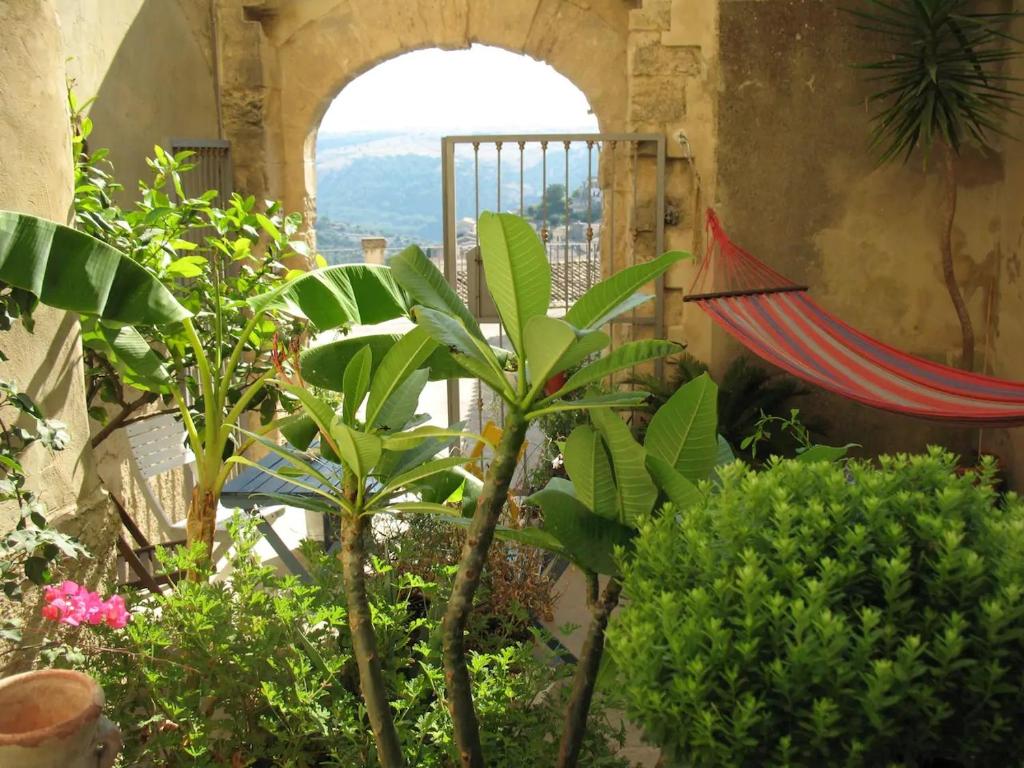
<box><xmin>301</xmin><ymin>334</ymin><xmax>400</xmax><ymax>391</ymax></box>
<box><xmin>279</xmin><ymin>383</ymin><xmax>340</xmax><ymax>450</ymax></box>
<box><xmin>523</xmin><ymin>315</ymin><xmax>578</xmax><ymax>399</ymax></box>
<box><xmin>716</xmin><ymin>434</ymin><xmax>736</xmax><ymax>467</ymax></box>
<box><xmin>646</xmin><ymin>454</ymin><xmax>702</xmax><ymax>510</ymax></box>
<box><xmin>526</xmin><ymin>391</ymin><xmax>648</xmax><ymax>419</ymax></box>
<box><xmin>527</xmin><ymin>478</ymin><xmax>634</xmax><ymax>575</ymax></box>
<box><xmin>279</xmin><ymin>413</ymin><xmax>318</xmax><ymax>451</ymax></box>
<box><xmin>563</xmin><ymin>425</ymin><xmax>618</xmax><ymax>520</ymax></box>
<box><xmin>795</xmin><ymin>443</ymin><xmax>855</xmax><ymax>464</ymax></box>
<box><xmin>477</xmin><ymin>212</ymin><xmax>550</xmax><ymax>356</ymax></box>
<box><xmin>554</xmin><ymin>340</ymin><xmax>682</xmax><ymax>399</ymax></box>
<box><xmin>424</xmin><ymin>343</ymin><xmax>513</xmax><ymax>380</ymax></box>
<box><xmin>565</xmin><ymin>250</ymin><xmax>690</xmax><ymax>331</ymax></box>
<box><xmin>412</xmin><ymin>306</ymin><xmax>511</xmax><ymax>396</ymax></box>
<box><xmin>644</xmin><ymin>372</ymin><xmax>719</xmax><ymax>482</ymax></box>
<box><xmin>249</xmin><ymin>263</ymin><xmax>407</xmax><ymax>330</ymax></box>
<box><xmin>365</xmin><ymin>326</ymin><xmax>437</xmax><ymax>428</ymax></box>
<box><xmin>368</xmin><ymin>455</ymin><xmax>470</xmax><ymax>507</ymax></box>
<box><xmin>341</xmin><ymin>345</ymin><xmax>372</xmax><ymax>424</ymax></box>
<box><xmin>372</xmin><ymin>369</ymin><xmax>428</xmax><ymax>433</ymax></box>
<box><xmin>381</xmin><ymin>424</ymin><xmax>489</xmax><ymax>453</ymax></box>
<box><xmin>551</xmin><ymin>329</ymin><xmax>610</xmax><ymax>374</ymax></box>
<box><xmin>388</xmin><ymin>244</ymin><xmax>483</xmax><ymax>339</ymax></box>
<box><xmin>0</xmin><ymin>211</ymin><xmax>189</xmax><ymax>325</ymax></box>
<box><xmin>301</xmin><ymin>332</ymin><xmax>511</xmax><ymax>391</ymax></box>
<box><xmin>82</xmin><ymin>320</ymin><xmax>171</xmax><ymax>393</ymax></box>
<box><xmin>329</xmin><ymin>422</ymin><xmax>382</xmax><ymax>479</ymax></box>
<box><xmin>590</xmin><ymin>408</ymin><xmax>657</xmax><ymax>525</ymax></box>
<box><xmin>406</xmin><ymin>465</ymin><xmax>483</xmax><ymax>517</ymax></box>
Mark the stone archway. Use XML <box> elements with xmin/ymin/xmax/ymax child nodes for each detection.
<box><xmin>241</xmin><ymin>0</ymin><xmax>630</xmax><ymax>228</ymax></box>
<box><xmin>216</xmin><ymin>0</ymin><xmax>716</xmax><ymax>355</ymax></box>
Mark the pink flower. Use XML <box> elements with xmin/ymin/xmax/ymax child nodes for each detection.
<box><xmin>41</xmin><ymin>581</ymin><xmax>131</xmax><ymax>629</ymax></box>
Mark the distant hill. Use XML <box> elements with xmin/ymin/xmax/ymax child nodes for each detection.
<box><xmin>314</xmin><ymin>130</ymin><xmax>600</xmax><ymax>259</ymax></box>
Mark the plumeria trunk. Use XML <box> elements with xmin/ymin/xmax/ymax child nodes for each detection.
<box><xmin>940</xmin><ymin>141</ymin><xmax>975</xmax><ymax>371</ymax></box>
<box><xmin>443</xmin><ymin>411</ymin><xmax>529</xmax><ymax>768</ymax></box>
<box><xmin>341</xmin><ymin>513</ymin><xmax>404</xmax><ymax>768</ymax></box>
<box><xmin>557</xmin><ymin>578</ymin><xmax>623</xmax><ymax>768</ymax></box>
<box><xmin>185</xmin><ymin>486</ymin><xmax>218</xmax><ymax>560</ymax></box>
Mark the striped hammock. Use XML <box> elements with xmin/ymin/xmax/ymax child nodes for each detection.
<box><xmin>685</xmin><ymin>210</ymin><xmax>1024</xmax><ymax>426</ymax></box>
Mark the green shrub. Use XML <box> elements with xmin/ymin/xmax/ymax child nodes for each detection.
<box><xmin>80</xmin><ymin>520</ymin><xmax>625</xmax><ymax>767</ymax></box>
<box><xmin>608</xmin><ymin>449</ymin><xmax>1024</xmax><ymax>767</ymax></box>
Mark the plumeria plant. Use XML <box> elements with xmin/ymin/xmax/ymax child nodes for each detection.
<box><xmin>236</xmin><ymin>327</ymin><xmax>489</xmax><ymax>767</ymax></box>
<box><xmin>377</xmin><ymin>212</ymin><xmax>688</xmax><ymax>767</ymax></box>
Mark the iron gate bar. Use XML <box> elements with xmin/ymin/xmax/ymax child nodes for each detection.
<box><xmin>441</xmin><ymin>132</ymin><xmax>666</xmax><ymax>427</ymax></box>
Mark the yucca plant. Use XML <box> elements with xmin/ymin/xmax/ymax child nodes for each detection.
<box><xmin>850</xmin><ymin>0</ymin><xmax>1024</xmax><ymax>370</ymax></box>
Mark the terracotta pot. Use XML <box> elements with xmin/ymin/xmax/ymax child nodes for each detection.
<box><xmin>0</xmin><ymin>669</ymin><xmax>121</xmax><ymax>768</ymax></box>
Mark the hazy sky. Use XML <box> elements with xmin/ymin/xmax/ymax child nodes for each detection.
<box><xmin>319</xmin><ymin>45</ymin><xmax>598</xmax><ymax>135</ymax></box>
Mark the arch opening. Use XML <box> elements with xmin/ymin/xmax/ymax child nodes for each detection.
<box><xmin>312</xmin><ymin>44</ymin><xmax>599</xmax><ymax>264</ymax></box>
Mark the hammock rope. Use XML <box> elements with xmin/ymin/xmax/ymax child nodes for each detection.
<box><xmin>685</xmin><ymin>210</ymin><xmax>1024</xmax><ymax>426</ymax></box>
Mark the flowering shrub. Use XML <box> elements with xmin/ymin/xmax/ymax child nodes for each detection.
<box><xmin>41</xmin><ymin>581</ymin><xmax>129</xmax><ymax>629</ymax></box>
<box><xmin>79</xmin><ymin>521</ymin><xmax>626</xmax><ymax>768</ymax></box>
<box><xmin>608</xmin><ymin>449</ymin><xmax>1024</xmax><ymax>767</ymax></box>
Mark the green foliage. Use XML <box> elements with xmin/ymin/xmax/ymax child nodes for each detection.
<box><xmin>0</xmin><ymin>380</ymin><xmax>87</xmax><ymax>604</ymax></box>
<box><xmin>630</xmin><ymin>353</ymin><xmax>812</xmax><ymax>460</ymax></box>
<box><xmin>72</xmin><ymin>111</ymin><xmax>306</xmax><ymax>433</ymax></box>
<box><xmin>81</xmin><ymin>521</ymin><xmax>627</xmax><ymax>768</ymax></box>
<box><xmin>850</xmin><ymin>1</ymin><xmax>1024</xmax><ymax>162</ymax></box>
<box><xmin>609</xmin><ymin>449</ymin><xmax>1024</xmax><ymax>767</ymax></box>
<box><xmin>743</xmin><ymin>408</ymin><xmax>857</xmax><ymax>465</ymax></box>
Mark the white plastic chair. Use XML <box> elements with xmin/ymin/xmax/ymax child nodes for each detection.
<box><xmin>123</xmin><ymin>413</ymin><xmax>278</xmax><ymax>565</ymax></box>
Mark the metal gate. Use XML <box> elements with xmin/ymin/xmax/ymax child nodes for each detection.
<box><xmin>439</xmin><ymin>133</ymin><xmax>666</xmax><ymax>447</ymax></box>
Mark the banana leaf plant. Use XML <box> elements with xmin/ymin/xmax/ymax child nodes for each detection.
<box><xmin>154</xmin><ymin>261</ymin><xmax>410</xmax><ymax>556</ymax></box>
<box><xmin>376</xmin><ymin>211</ymin><xmax>689</xmax><ymax>767</ymax></box>
<box><xmin>230</xmin><ymin>328</ymin><xmax>484</xmax><ymax>768</ymax></box>
<box><xmin>0</xmin><ymin>211</ymin><xmax>189</xmax><ymax>328</ymax></box>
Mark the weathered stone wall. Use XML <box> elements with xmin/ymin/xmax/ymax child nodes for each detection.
<box><xmin>994</xmin><ymin>9</ymin><xmax>1024</xmax><ymax>485</ymax></box>
<box><xmin>216</xmin><ymin>0</ymin><xmax>1024</xmax><ymax>478</ymax></box>
<box><xmin>0</xmin><ymin>0</ymin><xmax>118</xmax><ymax>663</ymax></box>
<box><xmin>714</xmin><ymin>0</ymin><xmax>1014</xmax><ymax>465</ymax></box>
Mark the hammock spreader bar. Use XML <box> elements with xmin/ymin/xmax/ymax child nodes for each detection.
<box><xmin>688</xmin><ymin>210</ymin><xmax>1024</xmax><ymax>427</ymax></box>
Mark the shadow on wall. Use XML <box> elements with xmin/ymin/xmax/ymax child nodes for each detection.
<box><xmin>83</xmin><ymin>0</ymin><xmax>220</xmax><ymax>203</ymax></box>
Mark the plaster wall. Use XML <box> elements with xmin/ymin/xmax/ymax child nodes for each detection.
<box><xmin>714</xmin><ymin>0</ymin><xmax>1010</xmax><ymax>463</ymax></box>
<box><xmin>0</xmin><ymin>0</ymin><xmax>117</xmax><ymax>660</ymax></box>
<box><xmin>56</xmin><ymin>0</ymin><xmax>220</xmax><ymax>203</ymax></box>
<box><xmin>50</xmin><ymin>0</ymin><xmax>218</xmax><ymax>536</ymax></box>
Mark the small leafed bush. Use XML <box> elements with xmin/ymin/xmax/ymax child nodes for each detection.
<box><xmin>608</xmin><ymin>449</ymin><xmax>1024</xmax><ymax>767</ymax></box>
<box><xmin>80</xmin><ymin>521</ymin><xmax>625</xmax><ymax>767</ymax></box>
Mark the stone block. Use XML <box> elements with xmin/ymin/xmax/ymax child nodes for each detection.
<box><xmin>629</xmin><ymin>0</ymin><xmax>671</xmax><ymax>31</ymax></box>
<box><xmin>629</xmin><ymin>75</ymin><xmax>687</xmax><ymax>124</ymax></box>
<box><xmin>631</xmin><ymin>40</ymin><xmax>701</xmax><ymax>77</ymax></box>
